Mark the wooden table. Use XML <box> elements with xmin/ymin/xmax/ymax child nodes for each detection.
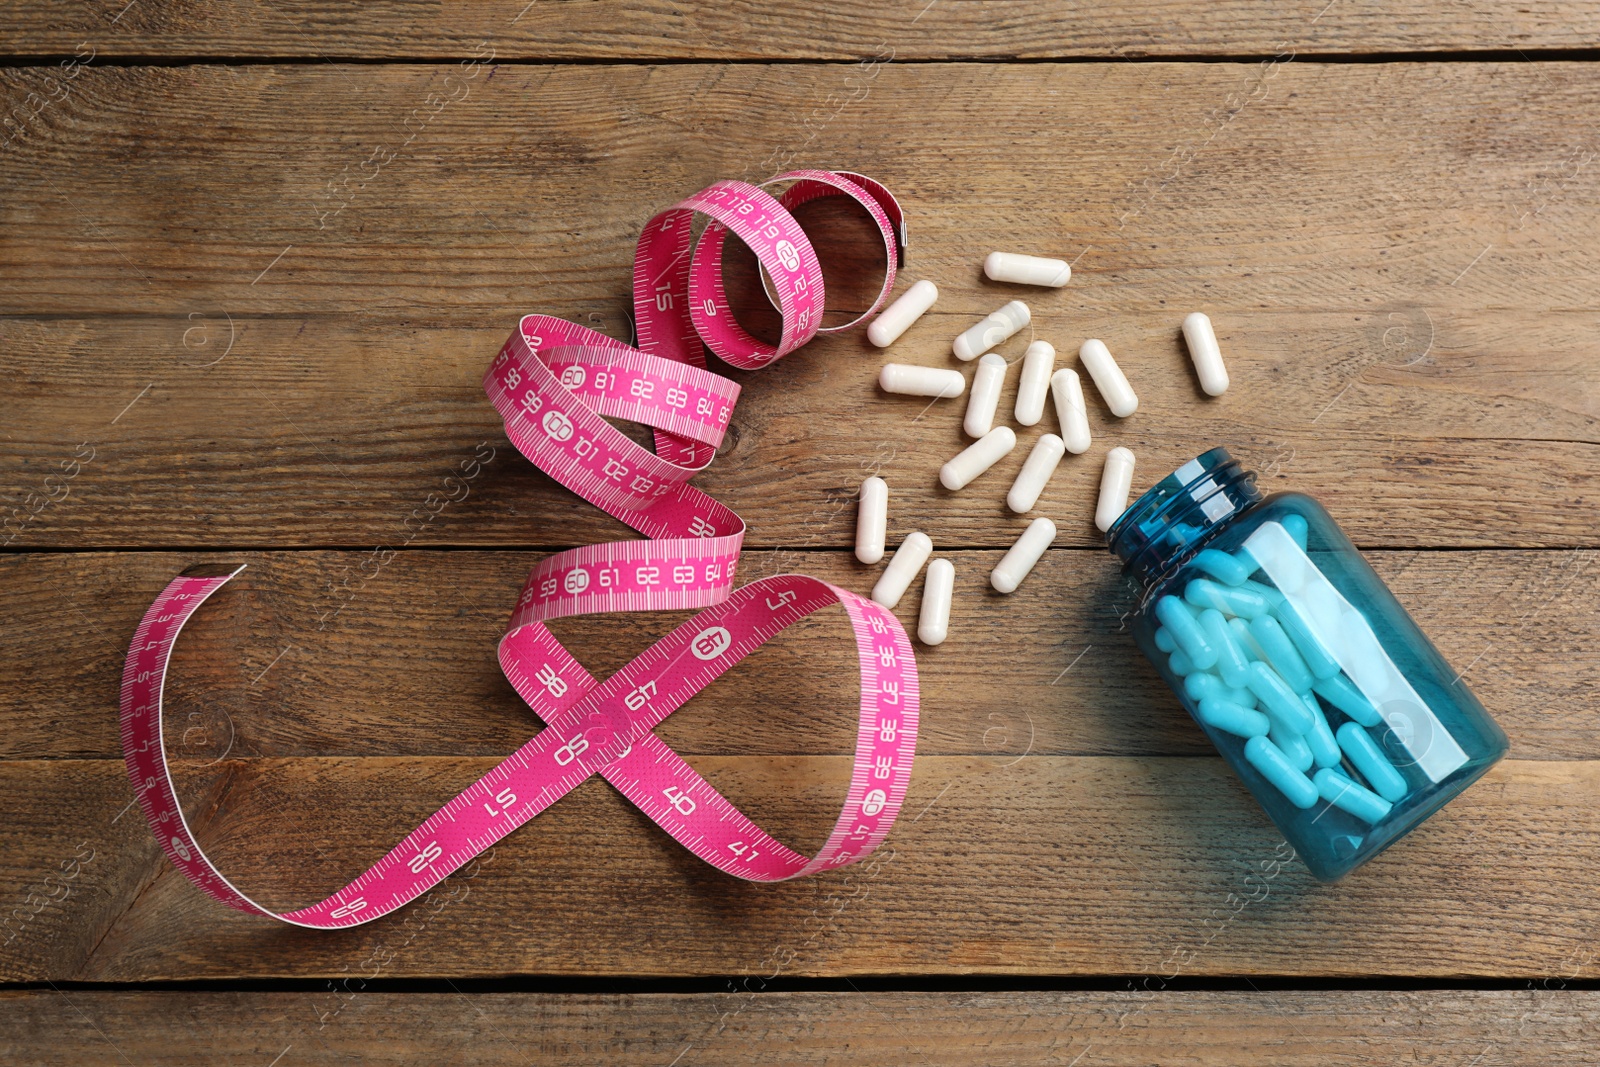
<box><xmin>4</xmin><ymin>3</ymin><xmax>1599</xmax><ymax>1062</ymax></box>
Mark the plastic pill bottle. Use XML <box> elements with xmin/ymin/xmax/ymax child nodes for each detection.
<box><xmin>1106</xmin><ymin>447</ymin><xmax>1509</xmax><ymax>881</ymax></box>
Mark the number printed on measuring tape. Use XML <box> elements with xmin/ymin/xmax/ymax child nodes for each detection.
<box><xmin>120</xmin><ymin>171</ymin><xmax>917</xmax><ymax>928</ymax></box>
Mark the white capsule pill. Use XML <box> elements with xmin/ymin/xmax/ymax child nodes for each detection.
<box><xmin>1048</xmin><ymin>367</ymin><xmax>1092</xmax><ymax>455</ymax></box>
<box><xmin>984</xmin><ymin>252</ymin><xmax>1072</xmax><ymax>288</ymax></box>
<box><xmin>867</xmin><ymin>279</ymin><xmax>939</xmax><ymax>348</ymax></box>
<box><xmin>871</xmin><ymin>531</ymin><xmax>933</xmax><ymax>609</ymax></box>
<box><xmin>1095</xmin><ymin>446</ymin><xmax>1136</xmax><ymax>532</ymax></box>
<box><xmin>1079</xmin><ymin>339</ymin><xmax>1138</xmax><ymax>418</ymax></box>
<box><xmin>939</xmin><ymin>426</ymin><xmax>1016</xmax><ymax>491</ymax></box>
<box><xmin>1181</xmin><ymin>311</ymin><xmax>1229</xmax><ymax>396</ymax></box>
<box><xmin>917</xmin><ymin>558</ymin><xmax>955</xmax><ymax>645</ymax></box>
<box><xmin>856</xmin><ymin>476</ymin><xmax>888</xmax><ymax>565</ymax></box>
<box><xmin>963</xmin><ymin>353</ymin><xmax>1008</xmax><ymax>437</ymax></box>
<box><xmin>879</xmin><ymin>363</ymin><xmax>966</xmax><ymax>399</ymax></box>
<box><xmin>992</xmin><ymin>517</ymin><xmax>1056</xmax><ymax>594</ymax></box>
<box><xmin>1007</xmin><ymin>433</ymin><xmax>1066</xmax><ymax>514</ymax></box>
<box><xmin>952</xmin><ymin>300</ymin><xmax>1030</xmax><ymax>361</ymax></box>
<box><xmin>1014</xmin><ymin>340</ymin><xmax>1056</xmax><ymax>427</ymax></box>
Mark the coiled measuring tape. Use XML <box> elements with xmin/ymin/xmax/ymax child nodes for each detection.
<box><xmin>120</xmin><ymin>170</ymin><xmax>921</xmax><ymax>927</ymax></box>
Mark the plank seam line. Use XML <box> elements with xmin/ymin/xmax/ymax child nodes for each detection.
<box><xmin>5</xmin><ymin>50</ymin><xmax>1600</xmax><ymax>69</ymax></box>
<box><xmin>14</xmin><ymin>976</ymin><xmax>1600</xmax><ymax>993</ymax></box>
<box><xmin>4</xmin><ymin>755</ymin><xmax>1593</xmax><ymax>765</ymax></box>
<box><xmin>2</xmin><ymin>545</ymin><xmax>1595</xmax><ymax>556</ymax></box>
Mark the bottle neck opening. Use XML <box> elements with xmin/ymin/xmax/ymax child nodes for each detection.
<box><xmin>1106</xmin><ymin>447</ymin><xmax>1262</xmax><ymax>587</ymax></box>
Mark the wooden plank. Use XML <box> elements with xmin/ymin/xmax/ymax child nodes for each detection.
<box><xmin>1</xmin><ymin>548</ymin><xmax>1593</xmax><ymax>762</ymax></box>
<box><xmin>3</xmin><ymin>989</ymin><xmax>1597</xmax><ymax>1065</ymax></box>
<box><xmin>2</xmin><ymin>754</ymin><xmax>1595</xmax><ymax>980</ymax></box>
<box><xmin>7</xmin><ymin>63</ymin><xmax>1600</xmax><ymax>320</ymax></box>
<box><xmin>3</xmin><ymin>309</ymin><xmax>1598</xmax><ymax>549</ymax></box>
<box><xmin>3</xmin><ymin>62</ymin><xmax>1597</xmax><ymax>547</ymax></box>
<box><xmin>2</xmin><ymin>1</ymin><xmax>1598</xmax><ymax>59</ymax></box>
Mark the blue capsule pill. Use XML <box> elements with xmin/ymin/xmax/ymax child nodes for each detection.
<box><xmin>1314</xmin><ymin>768</ymin><xmax>1393</xmax><ymax>825</ymax></box>
<box><xmin>1249</xmin><ymin>615</ymin><xmax>1315</xmax><ymax>693</ymax></box>
<box><xmin>1197</xmin><ymin>698</ymin><xmax>1270</xmax><ymax>738</ymax></box>
<box><xmin>1184</xmin><ymin>670</ymin><xmax>1253</xmax><ymax>707</ymax></box>
<box><xmin>1228</xmin><ymin>616</ymin><xmax>1263</xmax><ymax>662</ymax></box>
<box><xmin>1184</xmin><ymin>577</ymin><xmax>1271</xmax><ymax>619</ymax></box>
<box><xmin>1274</xmin><ymin>600</ymin><xmax>1342</xmax><ymax>681</ymax></box>
<box><xmin>1191</xmin><ymin>549</ymin><xmax>1250</xmax><ymax>585</ymax></box>
<box><xmin>1154</xmin><ymin>626</ymin><xmax>1177</xmax><ymax>653</ymax></box>
<box><xmin>1169</xmin><ymin>649</ymin><xmax>1195</xmax><ymax>676</ymax></box>
<box><xmin>1241</xmin><ymin>579</ymin><xmax>1285</xmax><ymax>608</ymax></box>
<box><xmin>1282</xmin><ymin>513</ymin><xmax>1309</xmax><ymax>548</ymax></box>
<box><xmin>1156</xmin><ymin>595</ymin><xmax>1218</xmax><ymax>671</ymax></box>
<box><xmin>1336</xmin><ymin>722</ymin><xmax>1409</xmax><ymax>802</ymax></box>
<box><xmin>1166</xmin><ymin>522</ymin><xmax>1202</xmax><ymax>549</ymax></box>
<box><xmin>1233</xmin><ymin>546</ymin><xmax>1262</xmax><ymax>579</ymax></box>
<box><xmin>1271</xmin><ymin>722</ymin><xmax>1314</xmax><ymax>772</ymax></box>
<box><xmin>1200</xmin><ymin>608</ymin><xmax>1251</xmax><ymax>689</ymax></box>
<box><xmin>1313</xmin><ymin>674</ymin><xmax>1382</xmax><ymax>727</ymax></box>
<box><xmin>1245</xmin><ymin>660</ymin><xmax>1315</xmax><ymax>735</ymax></box>
<box><xmin>1244</xmin><ymin>735</ymin><xmax>1320</xmax><ymax>809</ymax></box>
<box><xmin>1302</xmin><ymin>694</ymin><xmax>1342</xmax><ymax>769</ymax></box>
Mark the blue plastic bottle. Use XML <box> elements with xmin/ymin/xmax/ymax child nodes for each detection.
<box><xmin>1107</xmin><ymin>447</ymin><xmax>1509</xmax><ymax>880</ymax></box>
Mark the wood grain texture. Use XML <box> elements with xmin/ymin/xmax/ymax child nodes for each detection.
<box><xmin>4</xmin><ymin>989</ymin><xmax>1598</xmax><ymax>1066</ymax></box>
<box><xmin>3</xmin><ymin>754</ymin><xmax>1598</xmax><ymax>980</ymax></box>
<box><xmin>1</xmin><ymin>548</ymin><xmax>1593</xmax><ymax>762</ymax></box>
<box><xmin>2</xmin><ymin>11</ymin><xmax>1598</xmax><ymax>1040</ymax></box>
<box><xmin>2</xmin><ymin>309</ymin><xmax>1598</xmax><ymax>549</ymax></box>
<box><xmin>2</xmin><ymin>1</ymin><xmax>1599</xmax><ymax>59</ymax></box>
<box><xmin>3</xmin><ymin>61</ymin><xmax>1599</xmax><ymax>548</ymax></box>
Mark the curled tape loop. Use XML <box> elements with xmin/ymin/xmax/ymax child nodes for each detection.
<box><xmin>119</xmin><ymin>173</ymin><xmax>918</xmax><ymax>927</ymax></box>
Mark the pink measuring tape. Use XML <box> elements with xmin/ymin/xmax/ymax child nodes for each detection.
<box><xmin>120</xmin><ymin>170</ymin><xmax>921</xmax><ymax>927</ymax></box>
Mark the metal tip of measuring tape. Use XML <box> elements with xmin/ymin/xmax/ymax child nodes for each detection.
<box><xmin>179</xmin><ymin>563</ymin><xmax>248</xmax><ymax>579</ymax></box>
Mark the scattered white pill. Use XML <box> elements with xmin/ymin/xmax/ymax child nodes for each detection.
<box><xmin>1014</xmin><ymin>340</ymin><xmax>1056</xmax><ymax>427</ymax></box>
<box><xmin>867</xmin><ymin>279</ymin><xmax>939</xmax><ymax>348</ymax></box>
<box><xmin>953</xmin><ymin>300</ymin><xmax>1030</xmax><ymax>361</ymax></box>
<box><xmin>879</xmin><ymin>363</ymin><xmax>966</xmax><ymax>399</ymax></box>
<box><xmin>963</xmin><ymin>353</ymin><xmax>1008</xmax><ymax>437</ymax></box>
<box><xmin>1007</xmin><ymin>433</ymin><xmax>1066</xmax><ymax>514</ymax></box>
<box><xmin>917</xmin><ymin>558</ymin><xmax>955</xmax><ymax>645</ymax></box>
<box><xmin>992</xmin><ymin>517</ymin><xmax>1056</xmax><ymax>594</ymax></box>
<box><xmin>1181</xmin><ymin>311</ymin><xmax>1229</xmax><ymax>396</ymax></box>
<box><xmin>984</xmin><ymin>252</ymin><xmax>1071</xmax><ymax>288</ymax></box>
<box><xmin>872</xmin><ymin>531</ymin><xmax>933</xmax><ymax>609</ymax></box>
<box><xmin>939</xmin><ymin>426</ymin><xmax>1016</xmax><ymax>491</ymax></box>
<box><xmin>1079</xmin><ymin>339</ymin><xmax>1138</xmax><ymax>418</ymax></box>
<box><xmin>1095</xmin><ymin>446</ymin><xmax>1137</xmax><ymax>532</ymax></box>
<box><xmin>1050</xmin><ymin>368</ymin><xmax>1092</xmax><ymax>454</ymax></box>
<box><xmin>856</xmin><ymin>476</ymin><xmax>888</xmax><ymax>565</ymax></box>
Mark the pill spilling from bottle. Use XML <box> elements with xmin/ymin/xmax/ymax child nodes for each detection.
<box><xmin>856</xmin><ymin>476</ymin><xmax>888</xmax><ymax>565</ymax></box>
<box><xmin>941</xmin><ymin>426</ymin><xmax>1016</xmax><ymax>491</ymax></box>
<box><xmin>963</xmin><ymin>353</ymin><xmax>1009</xmax><ymax>438</ymax></box>
<box><xmin>868</xmin><ymin>279</ymin><xmax>939</xmax><ymax>348</ymax></box>
<box><xmin>849</xmin><ymin>231</ymin><xmax>1505</xmax><ymax>884</ymax></box>
<box><xmin>1182</xmin><ymin>311</ymin><xmax>1229</xmax><ymax>396</ymax></box>
<box><xmin>1079</xmin><ymin>339</ymin><xmax>1138</xmax><ymax>418</ymax></box>
<box><xmin>873</xmin><ymin>531</ymin><xmax>933</xmax><ymax>610</ymax></box>
<box><xmin>984</xmin><ymin>251</ymin><xmax>1072</xmax><ymax>288</ymax></box>
<box><xmin>1014</xmin><ymin>340</ymin><xmax>1056</xmax><ymax>427</ymax></box>
<box><xmin>880</xmin><ymin>363</ymin><xmax>966</xmax><ymax>398</ymax></box>
<box><xmin>992</xmin><ymin>517</ymin><xmax>1055</xmax><ymax>594</ymax></box>
<box><xmin>953</xmin><ymin>300</ymin><xmax>1030</xmax><ymax>361</ymax></box>
<box><xmin>856</xmin><ymin>240</ymin><xmax>1239</xmax><ymax>651</ymax></box>
<box><xmin>1095</xmin><ymin>446</ymin><xmax>1136</xmax><ymax>531</ymax></box>
<box><xmin>918</xmin><ymin>558</ymin><xmax>955</xmax><ymax>646</ymax></box>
